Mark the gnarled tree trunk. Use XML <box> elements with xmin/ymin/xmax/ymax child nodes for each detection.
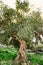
<box><xmin>12</xmin><ymin>40</ymin><xmax>28</xmax><ymax>65</ymax></box>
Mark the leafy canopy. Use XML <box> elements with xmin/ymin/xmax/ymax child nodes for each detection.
<box><xmin>0</xmin><ymin>0</ymin><xmax>43</xmax><ymax>46</ymax></box>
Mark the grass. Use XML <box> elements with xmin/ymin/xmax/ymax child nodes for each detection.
<box><xmin>27</xmin><ymin>53</ymin><xmax>43</xmax><ymax>65</ymax></box>
<box><xmin>0</xmin><ymin>46</ymin><xmax>17</xmax><ymax>61</ymax></box>
<box><xmin>0</xmin><ymin>46</ymin><xmax>43</xmax><ymax>65</ymax></box>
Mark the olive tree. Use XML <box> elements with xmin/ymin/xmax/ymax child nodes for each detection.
<box><xmin>0</xmin><ymin>0</ymin><xmax>43</xmax><ymax>65</ymax></box>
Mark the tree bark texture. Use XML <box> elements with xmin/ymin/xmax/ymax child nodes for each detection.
<box><xmin>12</xmin><ymin>40</ymin><xmax>28</xmax><ymax>65</ymax></box>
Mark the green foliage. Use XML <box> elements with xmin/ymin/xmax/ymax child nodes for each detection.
<box><xmin>15</xmin><ymin>21</ymin><xmax>34</xmax><ymax>42</ymax></box>
<box><xmin>0</xmin><ymin>0</ymin><xmax>43</xmax><ymax>65</ymax></box>
<box><xmin>27</xmin><ymin>53</ymin><xmax>43</xmax><ymax>65</ymax></box>
<box><xmin>0</xmin><ymin>47</ymin><xmax>17</xmax><ymax>61</ymax></box>
<box><xmin>30</xmin><ymin>11</ymin><xmax>43</xmax><ymax>32</ymax></box>
<box><xmin>0</xmin><ymin>47</ymin><xmax>43</xmax><ymax>65</ymax></box>
<box><xmin>0</xmin><ymin>0</ymin><xmax>43</xmax><ymax>46</ymax></box>
<box><xmin>3</xmin><ymin>6</ymin><xmax>16</xmax><ymax>21</ymax></box>
<box><xmin>16</xmin><ymin>0</ymin><xmax>29</xmax><ymax>12</ymax></box>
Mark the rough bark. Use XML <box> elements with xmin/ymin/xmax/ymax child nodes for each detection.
<box><xmin>12</xmin><ymin>40</ymin><xmax>28</xmax><ymax>65</ymax></box>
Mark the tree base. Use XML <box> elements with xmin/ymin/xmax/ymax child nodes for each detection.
<box><xmin>12</xmin><ymin>40</ymin><xmax>28</xmax><ymax>65</ymax></box>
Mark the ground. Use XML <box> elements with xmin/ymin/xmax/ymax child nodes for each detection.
<box><xmin>0</xmin><ymin>46</ymin><xmax>43</xmax><ymax>65</ymax></box>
